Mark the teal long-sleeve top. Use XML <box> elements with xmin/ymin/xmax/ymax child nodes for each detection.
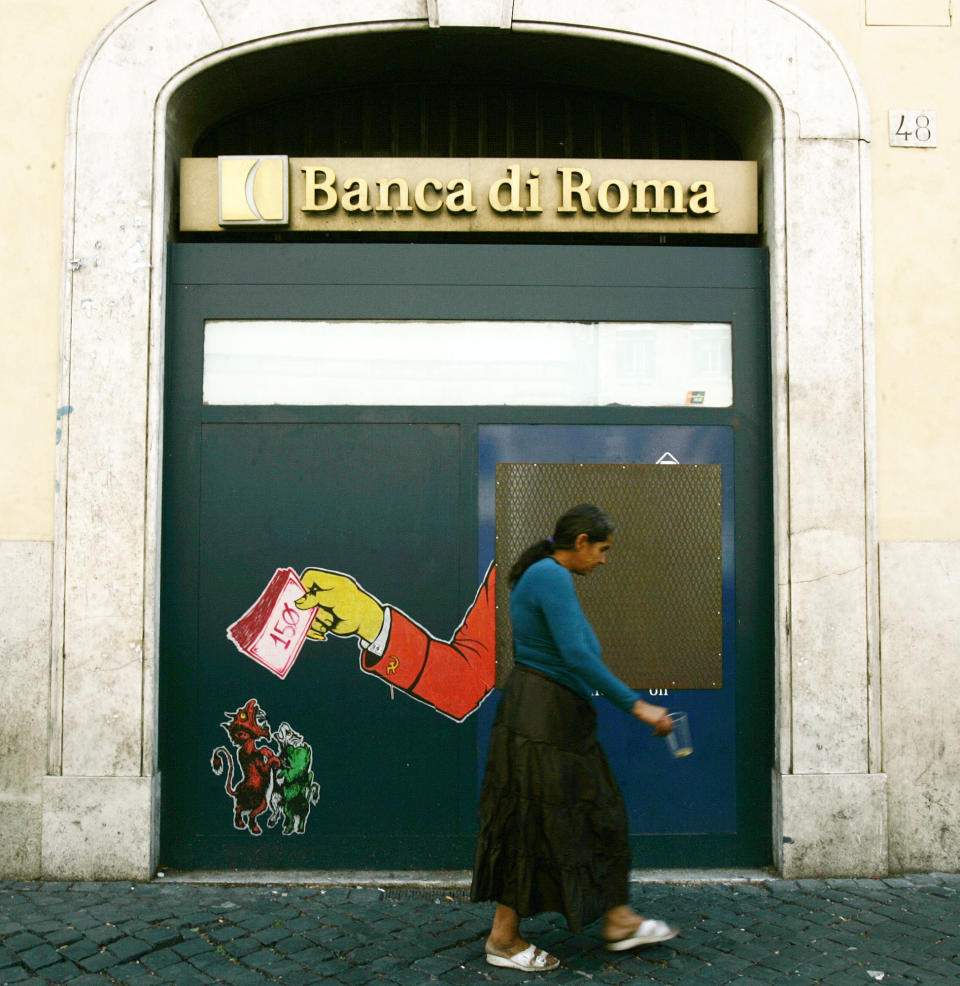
<box><xmin>510</xmin><ymin>557</ymin><xmax>638</xmax><ymax>714</ymax></box>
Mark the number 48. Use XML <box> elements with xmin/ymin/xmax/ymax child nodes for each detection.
<box><xmin>890</xmin><ymin>110</ymin><xmax>937</xmax><ymax>147</ymax></box>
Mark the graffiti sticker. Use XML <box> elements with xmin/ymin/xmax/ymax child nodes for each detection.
<box><xmin>211</xmin><ymin>699</ymin><xmax>320</xmax><ymax>836</ymax></box>
<box><xmin>226</xmin><ymin>564</ymin><xmax>496</xmax><ymax>722</ymax></box>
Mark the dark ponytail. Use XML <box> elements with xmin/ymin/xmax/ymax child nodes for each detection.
<box><xmin>507</xmin><ymin>538</ymin><xmax>554</xmax><ymax>589</ymax></box>
<box><xmin>507</xmin><ymin>503</ymin><xmax>614</xmax><ymax>588</ymax></box>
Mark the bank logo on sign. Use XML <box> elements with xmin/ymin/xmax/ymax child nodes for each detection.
<box><xmin>218</xmin><ymin>156</ymin><xmax>289</xmax><ymax>225</ymax></box>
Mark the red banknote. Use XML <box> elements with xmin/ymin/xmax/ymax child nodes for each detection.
<box><xmin>227</xmin><ymin>568</ymin><xmax>317</xmax><ymax>679</ymax></box>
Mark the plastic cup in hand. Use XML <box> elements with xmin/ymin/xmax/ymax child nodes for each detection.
<box><xmin>664</xmin><ymin>712</ymin><xmax>693</xmax><ymax>758</ymax></box>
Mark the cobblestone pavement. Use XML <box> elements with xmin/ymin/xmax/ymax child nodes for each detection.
<box><xmin>1</xmin><ymin>875</ymin><xmax>959</xmax><ymax>986</ymax></box>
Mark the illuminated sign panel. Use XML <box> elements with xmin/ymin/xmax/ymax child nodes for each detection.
<box><xmin>180</xmin><ymin>157</ymin><xmax>758</xmax><ymax>234</ymax></box>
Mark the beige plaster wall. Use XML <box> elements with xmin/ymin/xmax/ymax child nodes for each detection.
<box><xmin>793</xmin><ymin>1</ymin><xmax>960</xmax><ymax>875</ymax></box>
<box><xmin>0</xmin><ymin>1</ymin><xmax>957</xmax><ymax>543</ymax></box>
<box><xmin>795</xmin><ymin>0</ymin><xmax>958</xmax><ymax>540</ymax></box>
<box><xmin>0</xmin><ymin>541</ymin><xmax>51</xmax><ymax>877</ymax></box>
<box><xmin>879</xmin><ymin>541</ymin><xmax>960</xmax><ymax>872</ymax></box>
<box><xmin>0</xmin><ymin>0</ymin><xmax>127</xmax><ymax>878</ymax></box>
<box><xmin>0</xmin><ymin>0</ymin><xmax>128</xmax><ymax>541</ymax></box>
<box><xmin>0</xmin><ymin>0</ymin><xmax>955</xmax><ymax>879</ymax></box>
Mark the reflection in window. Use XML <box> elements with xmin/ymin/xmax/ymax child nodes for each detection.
<box><xmin>616</xmin><ymin>329</ymin><xmax>657</xmax><ymax>382</ymax></box>
<box><xmin>203</xmin><ymin>320</ymin><xmax>732</xmax><ymax>407</ymax></box>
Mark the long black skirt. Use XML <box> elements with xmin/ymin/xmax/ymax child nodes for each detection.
<box><xmin>470</xmin><ymin>665</ymin><xmax>631</xmax><ymax>932</ymax></box>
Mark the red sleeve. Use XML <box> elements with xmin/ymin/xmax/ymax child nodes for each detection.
<box><xmin>360</xmin><ymin>564</ymin><xmax>496</xmax><ymax>721</ymax></box>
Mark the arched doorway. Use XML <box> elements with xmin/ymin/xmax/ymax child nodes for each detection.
<box><xmin>49</xmin><ymin>1</ymin><xmax>882</xmax><ymax>880</ymax></box>
<box><xmin>160</xmin><ymin>28</ymin><xmax>772</xmax><ymax>871</ymax></box>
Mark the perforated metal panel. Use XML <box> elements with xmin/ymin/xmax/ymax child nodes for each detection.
<box><xmin>495</xmin><ymin>463</ymin><xmax>722</xmax><ymax>689</ymax></box>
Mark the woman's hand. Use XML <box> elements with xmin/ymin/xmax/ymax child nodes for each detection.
<box><xmin>631</xmin><ymin>699</ymin><xmax>673</xmax><ymax>736</ymax></box>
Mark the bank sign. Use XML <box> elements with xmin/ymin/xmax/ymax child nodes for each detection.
<box><xmin>180</xmin><ymin>156</ymin><xmax>757</xmax><ymax>234</ymax></box>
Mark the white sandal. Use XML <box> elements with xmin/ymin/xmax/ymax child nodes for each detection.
<box><xmin>485</xmin><ymin>941</ymin><xmax>560</xmax><ymax>971</ymax></box>
<box><xmin>604</xmin><ymin>918</ymin><xmax>679</xmax><ymax>951</ymax></box>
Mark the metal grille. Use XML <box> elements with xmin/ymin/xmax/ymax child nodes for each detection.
<box><xmin>495</xmin><ymin>463</ymin><xmax>722</xmax><ymax>690</ymax></box>
<box><xmin>194</xmin><ymin>84</ymin><xmax>742</xmax><ymax>161</ymax></box>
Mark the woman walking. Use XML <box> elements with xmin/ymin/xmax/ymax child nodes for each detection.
<box><xmin>471</xmin><ymin>504</ymin><xmax>677</xmax><ymax>972</ymax></box>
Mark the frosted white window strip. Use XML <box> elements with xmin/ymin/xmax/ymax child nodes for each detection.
<box><xmin>203</xmin><ymin>320</ymin><xmax>731</xmax><ymax>406</ymax></box>
<box><xmin>596</xmin><ymin>323</ymin><xmax>732</xmax><ymax>406</ymax></box>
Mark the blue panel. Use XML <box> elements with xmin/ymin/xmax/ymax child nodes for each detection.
<box><xmin>477</xmin><ymin>425</ymin><xmax>736</xmax><ymax>834</ymax></box>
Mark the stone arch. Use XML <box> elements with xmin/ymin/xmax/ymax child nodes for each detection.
<box><xmin>46</xmin><ymin>0</ymin><xmax>881</xmax><ymax>879</ymax></box>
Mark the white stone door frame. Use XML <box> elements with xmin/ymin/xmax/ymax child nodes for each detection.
<box><xmin>48</xmin><ymin>0</ymin><xmax>882</xmax><ymax>878</ymax></box>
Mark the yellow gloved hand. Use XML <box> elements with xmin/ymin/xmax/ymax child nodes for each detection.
<box><xmin>295</xmin><ymin>569</ymin><xmax>385</xmax><ymax>643</ymax></box>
